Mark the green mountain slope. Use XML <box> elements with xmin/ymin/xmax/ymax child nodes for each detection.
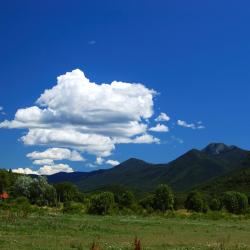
<box><xmin>47</xmin><ymin>143</ymin><xmax>249</xmax><ymax>193</ymax></box>
<box><xmin>198</xmin><ymin>154</ymin><xmax>250</xmax><ymax>195</ymax></box>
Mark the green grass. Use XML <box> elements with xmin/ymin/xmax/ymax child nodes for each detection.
<box><xmin>0</xmin><ymin>211</ymin><xmax>250</xmax><ymax>250</ymax></box>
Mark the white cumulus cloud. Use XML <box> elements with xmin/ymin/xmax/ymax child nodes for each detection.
<box><xmin>0</xmin><ymin>69</ymin><xmax>159</xmax><ymax>157</ymax></box>
<box><xmin>12</xmin><ymin>167</ymin><xmax>38</xmax><ymax>175</ymax></box>
<box><xmin>12</xmin><ymin>163</ymin><xmax>74</xmax><ymax>175</ymax></box>
<box><xmin>27</xmin><ymin>148</ymin><xmax>84</xmax><ymax>162</ymax></box>
<box><xmin>149</xmin><ymin>124</ymin><xmax>169</xmax><ymax>132</ymax></box>
<box><xmin>155</xmin><ymin>112</ymin><xmax>170</xmax><ymax>122</ymax></box>
<box><xmin>106</xmin><ymin>159</ymin><xmax>120</xmax><ymax>166</ymax></box>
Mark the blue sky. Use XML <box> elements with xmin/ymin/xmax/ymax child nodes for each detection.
<box><xmin>0</xmin><ymin>1</ymin><xmax>250</xmax><ymax>174</ymax></box>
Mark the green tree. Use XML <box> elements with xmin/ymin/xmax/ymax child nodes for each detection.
<box><xmin>54</xmin><ymin>182</ymin><xmax>79</xmax><ymax>202</ymax></box>
<box><xmin>0</xmin><ymin>170</ymin><xmax>10</xmax><ymax>193</ymax></box>
<box><xmin>209</xmin><ymin>198</ymin><xmax>222</xmax><ymax>211</ymax></box>
<box><xmin>139</xmin><ymin>194</ymin><xmax>154</xmax><ymax>210</ymax></box>
<box><xmin>153</xmin><ymin>184</ymin><xmax>174</xmax><ymax>212</ymax></box>
<box><xmin>88</xmin><ymin>192</ymin><xmax>115</xmax><ymax>215</ymax></box>
<box><xmin>185</xmin><ymin>191</ymin><xmax>207</xmax><ymax>213</ymax></box>
<box><xmin>115</xmin><ymin>191</ymin><xmax>135</xmax><ymax>209</ymax></box>
<box><xmin>12</xmin><ymin>175</ymin><xmax>33</xmax><ymax>198</ymax></box>
<box><xmin>223</xmin><ymin>191</ymin><xmax>248</xmax><ymax>214</ymax></box>
<box><xmin>44</xmin><ymin>184</ymin><xmax>57</xmax><ymax>206</ymax></box>
<box><xmin>12</xmin><ymin>176</ymin><xmax>57</xmax><ymax>206</ymax></box>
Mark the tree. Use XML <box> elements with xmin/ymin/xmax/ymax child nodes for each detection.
<box><xmin>12</xmin><ymin>175</ymin><xmax>33</xmax><ymax>198</ymax></box>
<box><xmin>12</xmin><ymin>175</ymin><xmax>57</xmax><ymax>206</ymax></box>
<box><xmin>44</xmin><ymin>184</ymin><xmax>57</xmax><ymax>206</ymax></box>
<box><xmin>153</xmin><ymin>184</ymin><xmax>174</xmax><ymax>212</ymax></box>
<box><xmin>223</xmin><ymin>191</ymin><xmax>248</xmax><ymax>214</ymax></box>
<box><xmin>185</xmin><ymin>191</ymin><xmax>207</xmax><ymax>213</ymax></box>
<box><xmin>54</xmin><ymin>182</ymin><xmax>79</xmax><ymax>202</ymax></box>
<box><xmin>139</xmin><ymin>194</ymin><xmax>154</xmax><ymax>210</ymax></box>
<box><xmin>88</xmin><ymin>192</ymin><xmax>115</xmax><ymax>215</ymax></box>
<box><xmin>115</xmin><ymin>191</ymin><xmax>135</xmax><ymax>209</ymax></box>
<box><xmin>0</xmin><ymin>170</ymin><xmax>10</xmax><ymax>193</ymax></box>
<box><xmin>209</xmin><ymin>198</ymin><xmax>222</xmax><ymax>211</ymax></box>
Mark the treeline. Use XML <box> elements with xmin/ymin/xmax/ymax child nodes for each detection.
<box><xmin>1</xmin><ymin>169</ymin><xmax>250</xmax><ymax>216</ymax></box>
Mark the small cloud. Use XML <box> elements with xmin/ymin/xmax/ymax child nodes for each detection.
<box><xmin>197</xmin><ymin>125</ymin><xmax>205</xmax><ymax>129</ymax></box>
<box><xmin>0</xmin><ymin>106</ymin><xmax>5</xmax><ymax>115</ymax></box>
<box><xmin>12</xmin><ymin>167</ymin><xmax>38</xmax><ymax>175</ymax></box>
<box><xmin>96</xmin><ymin>157</ymin><xmax>104</xmax><ymax>165</ymax></box>
<box><xmin>106</xmin><ymin>159</ymin><xmax>120</xmax><ymax>167</ymax></box>
<box><xmin>149</xmin><ymin>124</ymin><xmax>169</xmax><ymax>132</ymax></box>
<box><xmin>12</xmin><ymin>163</ymin><xmax>74</xmax><ymax>175</ymax></box>
<box><xmin>171</xmin><ymin>136</ymin><xmax>184</xmax><ymax>144</ymax></box>
<box><xmin>155</xmin><ymin>112</ymin><xmax>170</xmax><ymax>122</ymax></box>
<box><xmin>177</xmin><ymin>120</ymin><xmax>205</xmax><ymax>130</ymax></box>
<box><xmin>88</xmin><ymin>40</ymin><xmax>96</xmax><ymax>45</ymax></box>
<box><xmin>86</xmin><ymin>163</ymin><xmax>98</xmax><ymax>168</ymax></box>
<box><xmin>132</xmin><ymin>134</ymin><xmax>160</xmax><ymax>144</ymax></box>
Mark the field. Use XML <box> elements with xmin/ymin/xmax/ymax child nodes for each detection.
<box><xmin>0</xmin><ymin>212</ymin><xmax>250</xmax><ymax>250</ymax></box>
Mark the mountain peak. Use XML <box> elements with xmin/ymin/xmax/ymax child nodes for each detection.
<box><xmin>120</xmin><ymin>158</ymin><xmax>149</xmax><ymax>165</ymax></box>
<box><xmin>114</xmin><ymin>158</ymin><xmax>152</xmax><ymax>170</ymax></box>
<box><xmin>202</xmin><ymin>143</ymin><xmax>236</xmax><ymax>155</ymax></box>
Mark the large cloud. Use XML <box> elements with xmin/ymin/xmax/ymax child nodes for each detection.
<box><xmin>0</xmin><ymin>69</ymin><xmax>159</xmax><ymax>157</ymax></box>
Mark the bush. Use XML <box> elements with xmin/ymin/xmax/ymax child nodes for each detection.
<box><xmin>185</xmin><ymin>191</ymin><xmax>207</xmax><ymax>213</ymax></box>
<box><xmin>153</xmin><ymin>184</ymin><xmax>174</xmax><ymax>212</ymax></box>
<box><xmin>223</xmin><ymin>191</ymin><xmax>248</xmax><ymax>214</ymax></box>
<box><xmin>88</xmin><ymin>192</ymin><xmax>115</xmax><ymax>215</ymax></box>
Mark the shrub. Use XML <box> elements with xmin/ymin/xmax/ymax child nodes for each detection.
<box><xmin>88</xmin><ymin>192</ymin><xmax>115</xmax><ymax>215</ymax></box>
<box><xmin>185</xmin><ymin>191</ymin><xmax>207</xmax><ymax>213</ymax></box>
<box><xmin>223</xmin><ymin>191</ymin><xmax>248</xmax><ymax>214</ymax></box>
<box><xmin>153</xmin><ymin>184</ymin><xmax>174</xmax><ymax>212</ymax></box>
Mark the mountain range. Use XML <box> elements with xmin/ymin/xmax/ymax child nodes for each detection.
<box><xmin>47</xmin><ymin>143</ymin><xmax>250</xmax><ymax>194</ymax></box>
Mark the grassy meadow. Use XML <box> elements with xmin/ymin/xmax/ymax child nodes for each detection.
<box><xmin>0</xmin><ymin>211</ymin><xmax>250</xmax><ymax>250</ymax></box>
